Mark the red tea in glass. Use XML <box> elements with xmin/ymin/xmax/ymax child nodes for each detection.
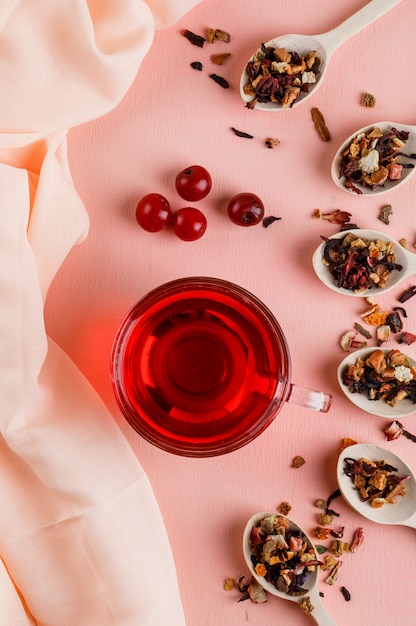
<box><xmin>111</xmin><ymin>277</ymin><xmax>331</xmax><ymax>456</ymax></box>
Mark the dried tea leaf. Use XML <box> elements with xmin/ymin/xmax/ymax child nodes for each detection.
<box><xmin>231</xmin><ymin>127</ymin><xmax>253</xmax><ymax>138</ymax></box>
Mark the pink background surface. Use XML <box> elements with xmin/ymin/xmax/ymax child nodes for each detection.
<box><xmin>45</xmin><ymin>1</ymin><xmax>415</xmax><ymax>624</ymax></box>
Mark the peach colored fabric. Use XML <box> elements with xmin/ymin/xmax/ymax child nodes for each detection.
<box><xmin>0</xmin><ymin>1</ymin><xmax>199</xmax><ymax>624</ymax></box>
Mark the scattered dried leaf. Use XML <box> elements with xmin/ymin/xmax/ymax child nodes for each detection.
<box><xmin>311</xmin><ymin>107</ymin><xmax>331</xmax><ymax>141</ymax></box>
<box><xmin>292</xmin><ymin>455</ymin><xmax>306</xmax><ymax>468</ymax></box>
<box><xmin>211</xmin><ymin>53</ymin><xmax>231</xmax><ymax>65</ymax></box>
<box><xmin>265</xmin><ymin>137</ymin><xmax>280</xmax><ymax>149</ymax></box>
<box><xmin>209</xmin><ymin>73</ymin><xmax>229</xmax><ymax>89</ymax></box>
<box><xmin>183</xmin><ymin>29</ymin><xmax>206</xmax><ymax>47</ymax></box>
<box><xmin>379</xmin><ymin>204</ymin><xmax>392</xmax><ymax>224</ymax></box>
<box><xmin>361</xmin><ymin>92</ymin><xmax>376</xmax><ymax>108</ymax></box>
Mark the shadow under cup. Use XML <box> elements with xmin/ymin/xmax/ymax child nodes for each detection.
<box><xmin>111</xmin><ymin>277</ymin><xmax>328</xmax><ymax>457</ymax></box>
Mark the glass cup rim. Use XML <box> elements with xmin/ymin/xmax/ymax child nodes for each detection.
<box><xmin>111</xmin><ymin>276</ymin><xmax>292</xmax><ymax>457</ymax></box>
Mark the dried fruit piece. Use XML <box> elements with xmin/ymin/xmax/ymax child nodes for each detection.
<box><xmin>183</xmin><ymin>29</ymin><xmax>206</xmax><ymax>47</ymax></box>
<box><xmin>340</xmin><ymin>329</ymin><xmax>367</xmax><ymax>352</ymax></box>
<box><xmin>313</xmin><ymin>527</ymin><xmax>331</xmax><ymax>540</ymax></box>
<box><xmin>299</xmin><ymin>597</ymin><xmax>314</xmax><ymax>615</ymax></box>
<box><xmin>223</xmin><ymin>577</ymin><xmax>235</xmax><ymax>590</ymax></box>
<box><xmin>379</xmin><ymin>204</ymin><xmax>392</xmax><ymax>225</ymax></box>
<box><xmin>292</xmin><ymin>455</ymin><xmax>306</xmax><ymax>468</ymax></box>
<box><xmin>277</xmin><ymin>501</ymin><xmax>292</xmax><ymax>515</ymax></box>
<box><xmin>340</xmin><ymin>437</ymin><xmax>358</xmax><ymax>452</ymax></box>
<box><xmin>399</xmin><ymin>331</ymin><xmax>416</xmax><ymax>345</ymax></box>
<box><xmin>265</xmin><ymin>137</ymin><xmax>280</xmax><ymax>149</ymax></box>
<box><xmin>361</xmin><ymin>92</ymin><xmax>376</xmax><ymax>107</ymax></box>
<box><xmin>311</xmin><ymin>107</ymin><xmax>331</xmax><ymax>141</ymax></box>
<box><xmin>317</xmin><ymin>513</ymin><xmax>333</xmax><ymax>526</ymax></box>
<box><xmin>211</xmin><ymin>53</ymin><xmax>231</xmax><ymax>65</ymax></box>
<box><xmin>207</xmin><ymin>28</ymin><xmax>230</xmax><ymax>43</ymax></box>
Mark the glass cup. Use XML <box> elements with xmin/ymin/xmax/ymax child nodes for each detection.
<box><xmin>111</xmin><ymin>277</ymin><xmax>332</xmax><ymax>457</ymax></box>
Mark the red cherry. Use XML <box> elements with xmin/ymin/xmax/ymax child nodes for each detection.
<box><xmin>227</xmin><ymin>193</ymin><xmax>264</xmax><ymax>226</ymax></box>
<box><xmin>175</xmin><ymin>165</ymin><xmax>212</xmax><ymax>201</ymax></box>
<box><xmin>172</xmin><ymin>207</ymin><xmax>207</xmax><ymax>241</ymax></box>
<box><xmin>135</xmin><ymin>193</ymin><xmax>172</xmax><ymax>232</ymax></box>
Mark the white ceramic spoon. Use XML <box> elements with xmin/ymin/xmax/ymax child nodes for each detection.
<box><xmin>240</xmin><ymin>0</ymin><xmax>402</xmax><ymax>111</ymax></box>
<box><xmin>243</xmin><ymin>512</ymin><xmax>336</xmax><ymax>625</ymax></box>
<box><xmin>337</xmin><ymin>347</ymin><xmax>416</xmax><ymax>419</ymax></box>
<box><xmin>331</xmin><ymin>122</ymin><xmax>416</xmax><ymax>196</ymax></box>
<box><xmin>337</xmin><ymin>443</ymin><xmax>416</xmax><ymax>528</ymax></box>
<box><xmin>312</xmin><ymin>228</ymin><xmax>416</xmax><ymax>297</ymax></box>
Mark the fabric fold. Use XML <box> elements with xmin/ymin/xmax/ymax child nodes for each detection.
<box><xmin>0</xmin><ymin>0</ymin><xmax>201</xmax><ymax>623</ymax></box>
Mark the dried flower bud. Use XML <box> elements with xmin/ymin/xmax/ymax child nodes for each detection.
<box><xmin>350</xmin><ymin>527</ymin><xmax>364</xmax><ymax>553</ymax></box>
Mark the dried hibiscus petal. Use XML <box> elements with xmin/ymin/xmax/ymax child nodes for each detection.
<box><xmin>209</xmin><ymin>73</ymin><xmax>229</xmax><ymax>89</ymax></box>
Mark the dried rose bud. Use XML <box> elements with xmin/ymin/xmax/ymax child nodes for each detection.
<box><xmin>350</xmin><ymin>527</ymin><xmax>364</xmax><ymax>553</ymax></box>
<box><xmin>384</xmin><ymin>420</ymin><xmax>404</xmax><ymax>441</ymax></box>
<box><xmin>314</xmin><ymin>208</ymin><xmax>352</xmax><ymax>225</ymax></box>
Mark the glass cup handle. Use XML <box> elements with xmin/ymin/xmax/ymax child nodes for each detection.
<box><xmin>287</xmin><ymin>384</ymin><xmax>332</xmax><ymax>413</ymax></box>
